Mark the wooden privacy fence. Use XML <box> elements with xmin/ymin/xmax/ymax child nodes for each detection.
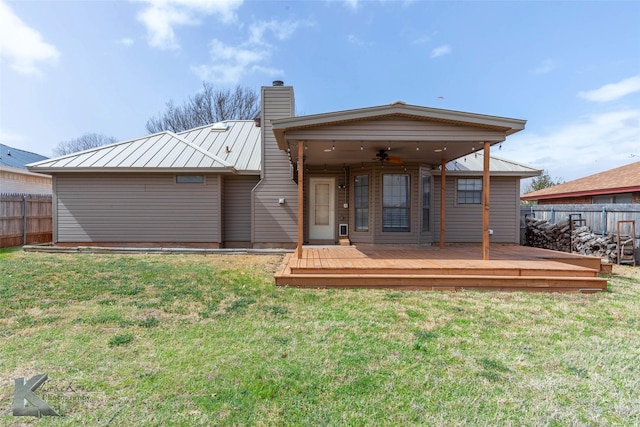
<box><xmin>0</xmin><ymin>193</ymin><xmax>52</xmax><ymax>248</ymax></box>
<box><xmin>521</xmin><ymin>203</ymin><xmax>640</xmax><ymax>261</ymax></box>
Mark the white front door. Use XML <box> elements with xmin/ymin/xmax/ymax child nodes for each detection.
<box><xmin>309</xmin><ymin>177</ymin><xmax>335</xmax><ymax>240</ymax></box>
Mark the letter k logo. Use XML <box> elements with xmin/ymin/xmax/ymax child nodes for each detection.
<box><xmin>12</xmin><ymin>374</ymin><xmax>59</xmax><ymax>417</ymax></box>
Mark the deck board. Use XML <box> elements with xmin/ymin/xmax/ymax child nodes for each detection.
<box><xmin>275</xmin><ymin>244</ymin><xmax>608</xmax><ymax>293</ymax></box>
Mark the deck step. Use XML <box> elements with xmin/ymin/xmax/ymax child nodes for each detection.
<box><xmin>289</xmin><ymin>266</ymin><xmax>598</xmax><ymax>277</ymax></box>
<box><xmin>275</xmin><ymin>273</ymin><xmax>608</xmax><ymax>293</ymax></box>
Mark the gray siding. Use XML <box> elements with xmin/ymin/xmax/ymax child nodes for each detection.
<box><xmin>433</xmin><ymin>175</ymin><xmax>519</xmax><ymax>243</ymax></box>
<box><xmin>284</xmin><ymin>117</ymin><xmax>506</xmax><ymax>142</ymax></box>
<box><xmin>55</xmin><ymin>173</ymin><xmax>221</xmax><ymax>242</ymax></box>
<box><xmin>223</xmin><ymin>175</ymin><xmax>259</xmax><ymax>244</ymax></box>
<box><xmin>252</xmin><ymin>85</ymin><xmax>298</xmax><ymax>245</ymax></box>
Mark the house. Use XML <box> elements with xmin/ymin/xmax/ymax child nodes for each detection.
<box><xmin>0</xmin><ymin>144</ymin><xmax>51</xmax><ymax>195</ymax></box>
<box><xmin>521</xmin><ymin>161</ymin><xmax>640</xmax><ymax>204</ymax></box>
<box><xmin>28</xmin><ymin>81</ymin><xmax>540</xmax><ymax>251</ymax></box>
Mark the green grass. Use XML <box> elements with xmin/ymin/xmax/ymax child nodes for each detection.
<box><xmin>1</xmin><ymin>251</ymin><xmax>639</xmax><ymax>426</ymax></box>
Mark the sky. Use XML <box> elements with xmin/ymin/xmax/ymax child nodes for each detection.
<box><xmin>0</xmin><ymin>0</ymin><xmax>639</xmax><ymax>183</ymax></box>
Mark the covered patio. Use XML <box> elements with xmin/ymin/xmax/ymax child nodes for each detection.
<box><xmin>271</xmin><ymin>102</ymin><xmax>529</xmax><ymax>258</ymax></box>
<box><xmin>270</xmin><ymin>101</ymin><xmax>607</xmax><ymax>292</ymax></box>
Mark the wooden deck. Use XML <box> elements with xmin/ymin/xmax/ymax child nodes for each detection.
<box><xmin>275</xmin><ymin>244</ymin><xmax>608</xmax><ymax>293</ymax></box>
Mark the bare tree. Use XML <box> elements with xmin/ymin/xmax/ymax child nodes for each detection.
<box><xmin>146</xmin><ymin>83</ymin><xmax>260</xmax><ymax>133</ymax></box>
<box><xmin>53</xmin><ymin>133</ymin><xmax>117</xmax><ymax>156</ymax></box>
<box><xmin>523</xmin><ymin>170</ymin><xmax>564</xmax><ymax>194</ymax></box>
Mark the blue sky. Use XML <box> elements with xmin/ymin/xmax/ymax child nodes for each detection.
<box><xmin>1</xmin><ymin>0</ymin><xmax>639</xmax><ymax>182</ymax></box>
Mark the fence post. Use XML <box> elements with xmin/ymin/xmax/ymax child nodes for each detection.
<box><xmin>23</xmin><ymin>195</ymin><xmax>27</xmax><ymax>245</ymax></box>
<box><xmin>551</xmin><ymin>207</ymin><xmax>555</xmax><ymax>224</ymax></box>
<box><xmin>601</xmin><ymin>206</ymin><xmax>607</xmax><ymax>237</ymax></box>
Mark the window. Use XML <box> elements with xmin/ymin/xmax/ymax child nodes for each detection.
<box><xmin>457</xmin><ymin>178</ymin><xmax>482</xmax><ymax>204</ymax></box>
<box><xmin>383</xmin><ymin>174</ymin><xmax>410</xmax><ymax>232</ymax></box>
<box><xmin>176</xmin><ymin>175</ymin><xmax>205</xmax><ymax>184</ymax></box>
<box><xmin>593</xmin><ymin>193</ymin><xmax>632</xmax><ymax>204</ymax></box>
<box><xmin>422</xmin><ymin>175</ymin><xmax>431</xmax><ymax>232</ymax></box>
<box><xmin>354</xmin><ymin>175</ymin><xmax>369</xmax><ymax>231</ymax></box>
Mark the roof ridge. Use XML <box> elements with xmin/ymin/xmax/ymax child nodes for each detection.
<box><xmin>176</xmin><ymin>120</ymin><xmax>255</xmax><ymax>135</ymax></box>
<box><xmin>167</xmin><ymin>131</ymin><xmax>233</xmax><ymax>168</ymax></box>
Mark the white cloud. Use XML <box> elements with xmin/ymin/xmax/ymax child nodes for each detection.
<box><xmin>0</xmin><ymin>0</ymin><xmax>59</xmax><ymax>75</ymax></box>
<box><xmin>502</xmin><ymin>108</ymin><xmax>640</xmax><ymax>181</ymax></box>
<box><xmin>248</xmin><ymin>20</ymin><xmax>302</xmax><ymax>45</ymax></box>
<box><xmin>532</xmin><ymin>58</ymin><xmax>555</xmax><ymax>74</ymax></box>
<box><xmin>430</xmin><ymin>44</ymin><xmax>451</xmax><ymax>59</ymax></box>
<box><xmin>347</xmin><ymin>34</ymin><xmax>363</xmax><ymax>45</ymax></box>
<box><xmin>342</xmin><ymin>0</ymin><xmax>359</xmax><ymax>9</ymax></box>
<box><xmin>134</xmin><ymin>0</ymin><xmax>243</xmax><ymax>49</ymax></box>
<box><xmin>411</xmin><ymin>35</ymin><xmax>431</xmax><ymax>45</ymax></box>
<box><xmin>193</xmin><ymin>19</ymin><xmax>309</xmax><ymax>84</ymax></box>
<box><xmin>117</xmin><ymin>38</ymin><xmax>135</xmax><ymax>46</ymax></box>
<box><xmin>578</xmin><ymin>75</ymin><xmax>640</xmax><ymax>102</ymax></box>
<box><xmin>0</xmin><ymin>127</ymin><xmax>26</xmax><ymax>144</ymax></box>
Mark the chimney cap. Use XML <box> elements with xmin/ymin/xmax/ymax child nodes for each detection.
<box><xmin>272</xmin><ymin>80</ymin><xmax>284</xmax><ymax>87</ymax></box>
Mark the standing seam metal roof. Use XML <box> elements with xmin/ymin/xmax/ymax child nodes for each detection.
<box><xmin>26</xmin><ymin>121</ymin><xmax>262</xmax><ymax>173</ymax></box>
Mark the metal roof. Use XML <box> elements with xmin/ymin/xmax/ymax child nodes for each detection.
<box><xmin>27</xmin><ymin>121</ymin><xmax>261</xmax><ymax>174</ymax></box>
<box><xmin>0</xmin><ymin>143</ymin><xmax>48</xmax><ymax>169</ymax></box>
<box><xmin>443</xmin><ymin>153</ymin><xmax>541</xmax><ymax>177</ymax></box>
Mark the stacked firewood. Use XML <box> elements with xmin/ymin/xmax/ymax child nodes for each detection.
<box><xmin>524</xmin><ymin>217</ymin><xmax>571</xmax><ymax>252</ymax></box>
<box><xmin>525</xmin><ymin>217</ymin><xmax>619</xmax><ymax>263</ymax></box>
<box><xmin>571</xmin><ymin>226</ymin><xmax>618</xmax><ymax>263</ymax></box>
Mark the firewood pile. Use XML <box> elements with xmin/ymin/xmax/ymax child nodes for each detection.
<box><xmin>571</xmin><ymin>226</ymin><xmax>618</xmax><ymax>263</ymax></box>
<box><xmin>525</xmin><ymin>217</ymin><xmax>619</xmax><ymax>263</ymax></box>
<box><xmin>524</xmin><ymin>217</ymin><xmax>571</xmax><ymax>252</ymax></box>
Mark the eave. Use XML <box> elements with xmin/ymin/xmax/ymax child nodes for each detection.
<box><xmin>521</xmin><ymin>185</ymin><xmax>640</xmax><ymax>201</ymax></box>
<box><xmin>272</xmin><ymin>103</ymin><xmax>526</xmax><ymax>151</ymax></box>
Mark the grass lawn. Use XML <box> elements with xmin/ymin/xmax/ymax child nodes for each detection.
<box><xmin>1</xmin><ymin>248</ymin><xmax>639</xmax><ymax>426</ymax></box>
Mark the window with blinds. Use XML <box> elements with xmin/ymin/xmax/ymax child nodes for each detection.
<box><xmin>383</xmin><ymin>174</ymin><xmax>410</xmax><ymax>232</ymax></box>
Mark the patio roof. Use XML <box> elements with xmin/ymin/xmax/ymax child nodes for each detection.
<box><xmin>271</xmin><ymin>102</ymin><xmax>526</xmax><ymax>167</ymax></box>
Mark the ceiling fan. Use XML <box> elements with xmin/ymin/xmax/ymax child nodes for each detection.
<box><xmin>373</xmin><ymin>149</ymin><xmax>403</xmax><ymax>165</ymax></box>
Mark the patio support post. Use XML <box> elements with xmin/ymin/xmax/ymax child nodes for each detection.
<box><xmin>297</xmin><ymin>141</ymin><xmax>304</xmax><ymax>259</ymax></box>
<box><xmin>440</xmin><ymin>157</ymin><xmax>446</xmax><ymax>249</ymax></box>
<box><xmin>482</xmin><ymin>141</ymin><xmax>491</xmax><ymax>260</ymax></box>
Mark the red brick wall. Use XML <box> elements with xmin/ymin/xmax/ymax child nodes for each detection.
<box><xmin>538</xmin><ymin>196</ymin><xmax>592</xmax><ymax>205</ymax></box>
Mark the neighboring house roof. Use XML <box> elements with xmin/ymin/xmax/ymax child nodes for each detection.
<box><xmin>521</xmin><ymin>160</ymin><xmax>640</xmax><ymax>201</ymax></box>
<box><xmin>27</xmin><ymin>121</ymin><xmax>261</xmax><ymax>174</ymax></box>
<box><xmin>444</xmin><ymin>153</ymin><xmax>541</xmax><ymax>177</ymax></box>
<box><xmin>0</xmin><ymin>143</ymin><xmax>48</xmax><ymax>169</ymax></box>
